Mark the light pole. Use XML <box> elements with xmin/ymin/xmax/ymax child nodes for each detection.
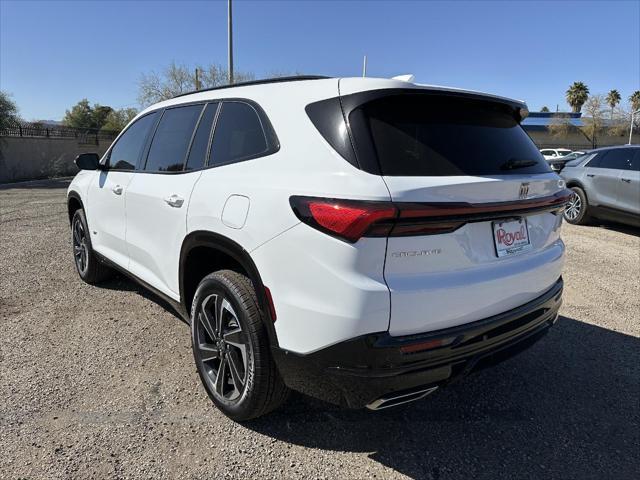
<box><xmin>629</xmin><ymin>109</ymin><xmax>640</xmax><ymax>144</ymax></box>
<box><xmin>228</xmin><ymin>0</ymin><xmax>234</xmax><ymax>84</ymax></box>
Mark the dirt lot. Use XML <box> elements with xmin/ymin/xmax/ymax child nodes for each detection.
<box><xmin>1</xmin><ymin>179</ymin><xmax>638</xmax><ymax>480</ymax></box>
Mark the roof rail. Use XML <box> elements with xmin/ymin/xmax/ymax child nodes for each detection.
<box><xmin>172</xmin><ymin>75</ymin><xmax>332</xmax><ymax>99</ymax></box>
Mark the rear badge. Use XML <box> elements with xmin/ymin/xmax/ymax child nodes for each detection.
<box><xmin>391</xmin><ymin>248</ymin><xmax>442</xmax><ymax>258</ymax></box>
<box><xmin>519</xmin><ymin>182</ymin><xmax>530</xmax><ymax>199</ymax></box>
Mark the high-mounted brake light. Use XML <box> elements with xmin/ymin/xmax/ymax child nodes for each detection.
<box><xmin>290</xmin><ymin>197</ymin><xmax>396</xmax><ymax>243</ymax></box>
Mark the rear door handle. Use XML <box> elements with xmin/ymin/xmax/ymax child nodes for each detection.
<box><xmin>112</xmin><ymin>184</ymin><xmax>123</xmax><ymax>195</ymax></box>
<box><xmin>164</xmin><ymin>194</ymin><xmax>184</xmax><ymax>208</ymax></box>
<box><xmin>586</xmin><ymin>174</ymin><xmax>595</xmax><ymax>178</ymax></box>
<box><xmin>621</xmin><ymin>178</ymin><xmax>631</xmax><ymax>183</ymax></box>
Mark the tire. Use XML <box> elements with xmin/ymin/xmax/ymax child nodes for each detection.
<box><xmin>71</xmin><ymin>209</ymin><xmax>113</xmax><ymax>284</ymax></box>
<box><xmin>564</xmin><ymin>187</ymin><xmax>591</xmax><ymax>225</ymax></box>
<box><xmin>190</xmin><ymin>270</ymin><xmax>289</xmax><ymax>421</ymax></box>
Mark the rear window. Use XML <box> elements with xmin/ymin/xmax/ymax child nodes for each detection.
<box><xmin>349</xmin><ymin>94</ymin><xmax>550</xmax><ymax>176</ymax></box>
<box><xmin>145</xmin><ymin>104</ymin><xmax>204</xmax><ymax>172</ymax></box>
<box><xmin>210</xmin><ymin>102</ymin><xmax>270</xmax><ymax>166</ymax></box>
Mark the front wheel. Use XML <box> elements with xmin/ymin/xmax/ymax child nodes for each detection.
<box><xmin>190</xmin><ymin>270</ymin><xmax>289</xmax><ymax>421</ymax></box>
<box><xmin>71</xmin><ymin>209</ymin><xmax>113</xmax><ymax>284</ymax></box>
<box><xmin>564</xmin><ymin>187</ymin><xmax>590</xmax><ymax>225</ymax></box>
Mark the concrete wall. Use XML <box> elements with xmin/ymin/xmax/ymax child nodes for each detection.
<box><xmin>0</xmin><ymin>136</ymin><xmax>113</xmax><ymax>183</ymax></box>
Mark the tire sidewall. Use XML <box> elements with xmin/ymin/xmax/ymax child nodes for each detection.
<box><xmin>72</xmin><ymin>209</ymin><xmax>94</xmax><ymax>280</ymax></box>
<box><xmin>190</xmin><ymin>274</ymin><xmax>259</xmax><ymax>419</ymax></box>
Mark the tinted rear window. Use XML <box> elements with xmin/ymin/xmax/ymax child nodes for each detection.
<box><xmin>350</xmin><ymin>94</ymin><xmax>550</xmax><ymax>176</ymax></box>
<box><xmin>210</xmin><ymin>102</ymin><xmax>269</xmax><ymax>166</ymax></box>
<box><xmin>145</xmin><ymin>104</ymin><xmax>203</xmax><ymax>172</ymax></box>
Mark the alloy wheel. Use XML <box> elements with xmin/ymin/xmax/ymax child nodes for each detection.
<box><xmin>564</xmin><ymin>191</ymin><xmax>582</xmax><ymax>221</ymax></box>
<box><xmin>72</xmin><ymin>217</ymin><xmax>88</xmax><ymax>273</ymax></box>
<box><xmin>195</xmin><ymin>294</ymin><xmax>249</xmax><ymax>402</ymax></box>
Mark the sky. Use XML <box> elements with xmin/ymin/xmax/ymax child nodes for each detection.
<box><xmin>1</xmin><ymin>0</ymin><xmax>639</xmax><ymax>121</ymax></box>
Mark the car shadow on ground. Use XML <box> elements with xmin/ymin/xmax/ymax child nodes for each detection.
<box><xmin>90</xmin><ymin>272</ymin><xmax>638</xmax><ymax>479</ymax></box>
<box><xmin>586</xmin><ymin>220</ymin><xmax>640</xmax><ymax>237</ymax></box>
<box><xmin>244</xmin><ymin>316</ymin><xmax>639</xmax><ymax>479</ymax></box>
<box><xmin>96</xmin><ymin>273</ymin><xmax>188</xmax><ymax>323</ymax></box>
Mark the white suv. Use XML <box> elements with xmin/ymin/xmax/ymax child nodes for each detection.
<box><xmin>68</xmin><ymin>76</ymin><xmax>569</xmax><ymax>420</ymax></box>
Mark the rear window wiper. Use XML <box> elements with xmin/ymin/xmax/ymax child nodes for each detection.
<box><xmin>500</xmin><ymin>158</ymin><xmax>539</xmax><ymax>170</ymax></box>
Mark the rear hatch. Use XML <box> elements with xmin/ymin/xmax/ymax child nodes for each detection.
<box><xmin>345</xmin><ymin>89</ymin><xmax>568</xmax><ymax>336</ymax></box>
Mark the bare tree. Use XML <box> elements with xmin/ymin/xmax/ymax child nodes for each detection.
<box><xmin>138</xmin><ymin>62</ymin><xmax>255</xmax><ymax>106</ymax></box>
<box><xmin>581</xmin><ymin>95</ymin><xmax>606</xmax><ymax>148</ymax></box>
<box><xmin>548</xmin><ymin>95</ymin><xmax>607</xmax><ymax>148</ymax></box>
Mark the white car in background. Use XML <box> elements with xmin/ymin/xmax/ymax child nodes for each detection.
<box><xmin>540</xmin><ymin>148</ymin><xmax>573</xmax><ymax>161</ymax></box>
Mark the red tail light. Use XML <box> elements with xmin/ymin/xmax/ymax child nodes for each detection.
<box><xmin>290</xmin><ymin>190</ymin><xmax>570</xmax><ymax>243</ymax></box>
<box><xmin>290</xmin><ymin>197</ymin><xmax>396</xmax><ymax>242</ymax></box>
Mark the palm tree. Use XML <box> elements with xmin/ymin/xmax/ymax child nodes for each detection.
<box><xmin>630</xmin><ymin>91</ymin><xmax>640</xmax><ymax>112</ymax></box>
<box><xmin>566</xmin><ymin>82</ymin><xmax>590</xmax><ymax>113</ymax></box>
<box><xmin>606</xmin><ymin>89</ymin><xmax>621</xmax><ymax>119</ymax></box>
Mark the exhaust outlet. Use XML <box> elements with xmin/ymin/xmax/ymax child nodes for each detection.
<box><xmin>366</xmin><ymin>386</ymin><xmax>438</xmax><ymax>411</ymax></box>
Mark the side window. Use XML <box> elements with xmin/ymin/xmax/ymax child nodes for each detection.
<box><xmin>586</xmin><ymin>153</ymin><xmax>602</xmax><ymax>168</ymax></box>
<box><xmin>145</xmin><ymin>105</ymin><xmax>204</xmax><ymax>172</ymax></box>
<box><xmin>595</xmin><ymin>149</ymin><xmax>635</xmax><ymax>170</ymax></box>
<box><xmin>210</xmin><ymin>102</ymin><xmax>269</xmax><ymax>166</ymax></box>
<box><xmin>108</xmin><ymin>112</ymin><xmax>159</xmax><ymax>170</ymax></box>
<box><xmin>185</xmin><ymin>102</ymin><xmax>218</xmax><ymax>171</ymax></box>
<box><xmin>630</xmin><ymin>151</ymin><xmax>640</xmax><ymax>171</ymax></box>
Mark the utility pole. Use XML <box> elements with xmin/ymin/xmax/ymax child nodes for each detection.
<box><xmin>195</xmin><ymin>68</ymin><xmax>201</xmax><ymax>91</ymax></box>
<box><xmin>629</xmin><ymin>109</ymin><xmax>640</xmax><ymax>144</ymax></box>
<box><xmin>228</xmin><ymin>0</ymin><xmax>234</xmax><ymax>84</ymax></box>
<box><xmin>362</xmin><ymin>55</ymin><xmax>367</xmax><ymax>77</ymax></box>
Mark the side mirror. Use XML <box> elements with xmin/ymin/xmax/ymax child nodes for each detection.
<box><xmin>75</xmin><ymin>153</ymin><xmax>101</xmax><ymax>170</ymax></box>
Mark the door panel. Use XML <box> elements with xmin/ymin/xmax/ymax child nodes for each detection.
<box><xmin>587</xmin><ymin>167</ymin><xmax>621</xmax><ymax>208</ymax></box>
<box><xmin>125</xmin><ymin>172</ymin><xmax>202</xmax><ymax>298</ymax></box>
<box><xmin>86</xmin><ymin>170</ymin><xmax>134</xmax><ymax>269</ymax></box>
<box><xmin>617</xmin><ymin>170</ymin><xmax>640</xmax><ymax>214</ymax></box>
<box><xmin>125</xmin><ymin>103</ymin><xmax>210</xmax><ymax>298</ymax></box>
<box><xmin>588</xmin><ymin>148</ymin><xmax>639</xmax><ymax>209</ymax></box>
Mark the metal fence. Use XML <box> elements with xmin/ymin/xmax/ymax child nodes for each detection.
<box><xmin>0</xmin><ymin>122</ymin><xmax>119</xmax><ymax>144</ymax></box>
<box><xmin>536</xmin><ymin>143</ymin><xmax>621</xmax><ymax>150</ymax></box>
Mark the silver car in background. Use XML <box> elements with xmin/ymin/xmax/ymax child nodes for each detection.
<box><xmin>561</xmin><ymin>145</ymin><xmax>640</xmax><ymax>227</ymax></box>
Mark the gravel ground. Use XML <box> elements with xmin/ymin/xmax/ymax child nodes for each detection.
<box><xmin>1</xmin><ymin>179</ymin><xmax>638</xmax><ymax>480</ymax></box>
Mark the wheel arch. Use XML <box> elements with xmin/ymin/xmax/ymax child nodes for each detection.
<box><xmin>565</xmin><ymin>180</ymin><xmax>589</xmax><ymax>204</ymax></box>
<box><xmin>67</xmin><ymin>190</ymin><xmax>84</xmax><ymax>225</ymax></box>
<box><xmin>179</xmin><ymin>231</ymin><xmax>279</xmax><ymax>347</ymax></box>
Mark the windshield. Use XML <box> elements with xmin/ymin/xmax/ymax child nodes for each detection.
<box><xmin>349</xmin><ymin>94</ymin><xmax>550</xmax><ymax>176</ymax></box>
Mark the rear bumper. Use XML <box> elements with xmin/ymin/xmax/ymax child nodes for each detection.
<box><xmin>272</xmin><ymin>277</ymin><xmax>563</xmax><ymax>408</ymax></box>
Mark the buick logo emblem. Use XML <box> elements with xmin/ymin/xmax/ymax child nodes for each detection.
<box><xmin>519</xmin><ymin>182</ymin><xmax>530</xmax><ymax>199</ymax></box>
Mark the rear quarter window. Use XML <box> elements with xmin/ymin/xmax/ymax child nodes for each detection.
<box><xmin>209</xmin><ymin>101</ymin><xmax>277</xmax><ymax>167</ymax></box>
